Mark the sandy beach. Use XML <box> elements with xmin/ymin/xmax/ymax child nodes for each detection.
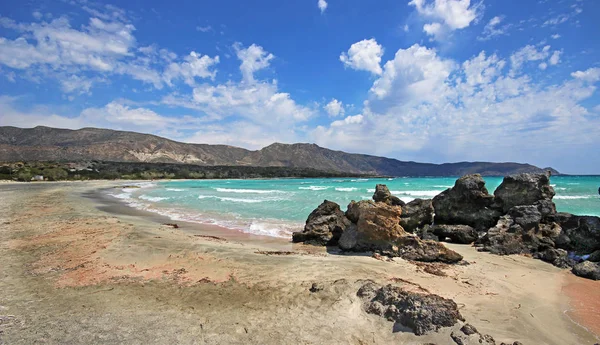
<box><xmin>0</xmin><ymin>182</ymin><xmax>598</xmax><ymax>344</ymax></box>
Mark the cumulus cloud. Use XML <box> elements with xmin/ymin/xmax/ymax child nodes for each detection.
<box><xmin>509</xmin><ymin>44</ymin><xmax>562</xmax><ymax>75</ymax></box>
<box><xmin>196</xmin><ymin>25</ymin><xmax>212</xmax><ymax>32</ymax></box>
<box><xmin>324</xmin><ymin>99</ymin><xmax>344</xmax><ymax>117</ymax></box>
<box><xmin>318</xmin><ymin>0</ymin><xmax>328</xmax><ymax>14</ymax></box>
<box><xmin>340</xmin><ymin>39</ymin><xmax>384</xmax><ymax>75</ymax></box>
<box><xmin>163</xmin><ymin>52</ymin><xmax>220</xmax><ymax>86</ymax></box>
<box><xmin>409</xmin><ymin>0</ymin><xmax>482</xmax><ymax>40</ymax></box>
<box><xmin>234</xmin><ymin>43</ymin><xmax>274</xmax><ymax>83</ymax></box>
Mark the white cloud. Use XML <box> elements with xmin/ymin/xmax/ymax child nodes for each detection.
<box><xmin>324</xmin><ymin>99</ymin><xmax>344</xmax><ymax>117</ymax></box>
<box><xmin>234</xmin><ymin>43</ymin><xmax>274</xmax><ymax>83</ymax></box>
<box><xmin>340</xmin><ymin>38</ymin><xmax>384</xmax><ymax>75</ymax></box>
<box><xmin>196</xmin><ymin>25</ymin><xmax>212</xmax><ymax>32</ymax></box>
<box><xmin>538</xmin><ymin>62</ymin><xmax>548</xmax><ymax>70</ymax></box>
<box><xmin>163</xmin><ymin>52</ymin><xmax>220</xmax><ymax>86</ymax></box>
<box><xmin>571</xmin><ymin>68</ymin><xmax>600</xmax><ymax>83</ymax></box>
<box><xmin>409</xmin><ymin>0</ymin><xmax>482</xmax><ymax>38</ymax></box>
<box><xmin>549</xmin><ymin>50</ymin><xmax>562</xmax><ymax>65</ymax></box>
<box><xmin>318</xmin><ymin>0</ymin><xmax>328</xmax><ymax>14</ymax></box>
<box><xmin>478</xmin><ymin>15</ymin><xmax>512</xmax><ymax>41</ymax></box>
<box><xmin>423</xmin><ymin>22</ymin><xmax>443</xmax><ymax>40</ymax></box>
<box><xmin>551</xmin><ymin>34</ymin><xmax>561</xmax><ymax>39</ymax></box>
<box><xmin>510</xmin><ymin>44</ymin><xmax>556</xmax><ymax>74</ymax></box>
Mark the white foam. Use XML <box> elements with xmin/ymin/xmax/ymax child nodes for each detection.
<box><xmin>351</xmin><ymin>179</ymin><xmax>369</xmax><ymax>182</ymax></box>
<box><xmin>392</xmin><ymin>190</ymin><xmax>443</xmax><ymax>197</ymax></box>
<box><xmin>299</xmin><ymin>186</ymin><xmax>330</xmax><ymax>191</ymax></box>
<box><xmin>433</xmin><ymin>185</ymin><xmax>453</xmax><ymax>188</ymax></box>
<box><xmin>335</xmin><ymin>187</ymin><xmax>358</xmax><ymax>192</ymax></box>
<box><xmin>166</xmin><ymin>188</ymin><xmax>185</xmax><ymax>192</ymax></box>
<box><xmin>554</xmin><ymin>195</ymin><xmax>594</xmax><ymax>200</ymax></box>
<box><xmin>246</xmin><ymin>221</ymin><xmax>298</xmax><ymax>238</ymax></box>
<box><xmin>215</xmin><ymin>188</ymin><xmax>282</xmax><ymax>194</ymax></box>
<box><xmin>220</xmin><ymin>197</ymin><xmax>265</xmax><ymax>203</ymax></box>
<box><xmin>139</xmin><ymin>195</ymin><xmax>170</xmax><ymax>202</ymax></box>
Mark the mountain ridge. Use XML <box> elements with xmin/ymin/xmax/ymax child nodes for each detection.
<box><xmin>0</xmin><ymin>126</ymin><xmax>560</xmax><ymax>176</ymax></box>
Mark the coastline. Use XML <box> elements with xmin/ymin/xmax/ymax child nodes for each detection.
<box><xmin>0</xmin><ymin>181</ymin><xmax>598</xmax><ymax>344</ymax></box>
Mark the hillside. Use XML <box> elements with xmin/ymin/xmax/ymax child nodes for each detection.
<box><xmin>0</xmin><ymin>126</ymin><xmax>559</xmax><ymax>176</ymax></box>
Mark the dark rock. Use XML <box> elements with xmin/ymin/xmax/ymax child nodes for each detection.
<box><xmin>534</xmin><ymin>248</ymin><xmax>576</xmax><ymax>268</ymax></box>
<box><xmin>432</xmin><ymin>225</ymin><xmax>478</xmax><ymax>244</ymax></box>
<box><xmin>357</xmin><ymin>281</ymin><xmax>464</xmax><ymax>336</ymax></box>
<box><xmin>461</xmin><ymin>323</ymin><xmax>478</xmax><ymax>335</ymax></box>
<box><xmin>451</xmin><ymin>330</ymin><xmax>495</xmax><ymax>345</ymax></box>
<box><xmin>292</xmin><ymin>200</ymin><xmax>350</xmax><ymax>246</ymax></box>
<box><xmin>417</xmin><ymin>224</ymin><xmax>440</xmax><ymax>241</ymax></box>
<box><xmin>309</xmin><ymin>282</ymin><xmax>323</xmax><ymax>293</ymax></box>
<box><xmin>394</xmin><ymin>236</ymin><xmax>463</xmax><ymax>263</ymax></box>
<box><xmin>400</xmin><ymin>198</ymin><xmax>434</xmax><ymax>232</ymax></box>
<box><xmin>494</xmin><ymin>172</ymin><xmax>555</xmax><ymax>213</ymax></box>
<box><xmin>432</xmin><ymin>174</ymin><xmax>501</xmax><ymax>230</ymax></box>
<box><xmin>478</xmin><ymin>216</ymin><xmax>530</xmax><ymax>255</ymax></box>
<box><xmin>550</xmin><ymin>213</ymin><xmax>600</xmax><ymax>254</ymax></box>
<box><xmin>572</xmin><ymin>261</ymin><xmax>600</xmax><ymax>280</ymax></box>
<box><xmin>373</xmin><ymin>184</ymin><xmax>405</xmax><ymax>206</ymax></box>
<box><xmin>339</xmin><ymin>201</ymin><xmax>405</xmax><ymax>252</ymax></box>
<box><xmin>508</xmin><ymin>205</ymin><xmax>542</xmax><ymax>231</ymax></box>
<box><xmin>535</xmin><ymin>199</ymin><xmax>557</xmax><ymax>220</ymax></box>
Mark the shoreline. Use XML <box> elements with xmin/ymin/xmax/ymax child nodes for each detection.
<box><xmin>0</xmin><ymin>181</ymin><xmax>598</xmax><ymax>344</ymax></box>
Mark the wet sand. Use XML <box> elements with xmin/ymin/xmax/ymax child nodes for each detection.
<box><xmin>0</xmin><ymin>181</ymin><xmax>598</xmax><ymax>344</ymax></box>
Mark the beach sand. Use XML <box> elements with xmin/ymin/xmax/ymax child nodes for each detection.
<box><xmin>0</xmin><ymin>182</ymin><xmax>598</xmax><ymax>344</ymax></box>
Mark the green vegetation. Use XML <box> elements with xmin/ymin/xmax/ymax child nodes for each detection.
<box><xmin>0</xmin><ymin>161</ymin><xmax>372</xmax><ymax>182</ymax></box>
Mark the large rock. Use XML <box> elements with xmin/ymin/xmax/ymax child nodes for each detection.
<box><xmin>494</xmin><ymin>172</ymin><xmax>555</xmax><ymax>213</ymax></box>
<box><xmin>572</xmin><ymin>261</ymin><xmax>600</xmax><ymax>280</ymax></box>
<box><xmin>292</xmin><ymin>200</ymin><xmax>350</xmax><ymax>246</ymax></box>
<box><xmin>394</xmin><ymin>236</ymin><xmax>464</xmax><ymax>263</ymax></box>
<box><xmin>477</xmin><ymin>216</ymin><xmax>543</xmax><ymax>255</ymax></box>
<box><xmin>400</xmin><ymin>198</ymin><xmax>434</xmax><ymax>232</ymax></box>
<box><xmin>548</xmin><ymin>213</ymin><xmax>600</xmax><ymax>254</ymax></box>
<box><xmin>432</xmin><ymin>174</ymin><xmax>501</xmax><ymax>230</ymax></box>
<box><xmin>357</xmin><ymin>281</ymin><xmax>464</xmax><ymax>336</ymax></box>
<box><xmin>431</xmin><ymin>225</ymin><xmax>478</xmax><ymax>244</ymax></box>
<box><xmin>508</xmin><ymin>205</ymin><xmax>542</xmax><ymax>231</ymax></box>
<box><xmin>534</xmin><ymin>248</ymin><xmax>576</xmax><ymax>269</ymax></box>
<box><xmin>372</xmin><ymin>184</ymin><xmax>405</xmax><ymax>206</ymax></box>
<box><xmin>338</xmin><ymin>201</ymin><xmax>405</xmax><ymax>251</ymax></box>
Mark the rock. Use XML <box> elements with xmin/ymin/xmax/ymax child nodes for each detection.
<box><xmin>549</xmin><ymin>213</ymin><xmax>600</xmax><ymax>254</ymax></box>
<box><xmin>372</xmin><ymin>184</ymin><xmax>405</xmax><ymax>206</ymax></box>
<box><xmin>309</xmin><ymin>282</ymin><xmax>323</xmax><ymax>293</ymax></box>
<box><xmin>339</xmin><ymin>201</ymin><xmax>405</xmax><ymax>251</ymax></box>
<box><xmin>494</xmin><ymin>172</ymin><xmax>555</xmax><ymax>213</ymax></box>
<box><xmin>508</xmin><ymin>205</ymin><xmax>542</xmax><ymax>231</ymax></box>
<box><xmin>292</xmin><ymin>200</ymin><xmax>350</xmax><ymax>246</ymax></box>
<box><xmin>478</xmin><ymin>216</ymin><xmax>530</xmax><ymax>255</ymax></box>
<box><xmin>400</xmin><ymin>198</ymin><xmax>434</xmax><ymax>232</ymax></box>
<box><xmin>460</xmin><ymin>324</ymin><xmax>478</xmax><ymax>335</ymax></box>
<box><xmin>431</xmin><ymin>225</ymin><xmax>478</xmax><ymax>244</ymax></box>
<box><xmin>357</xmin><ymin>281</ymin><xmax>464</xmax><ymax>336</ymax></box>
<box><xmin>417</xmin><ymin>224</ymin><xmax>440</xmax><ymax>242</ymax></box>
<box><xmin>534</xmin><ymin>248</ymin><xmax>576</xmax><ymax>268</ymax></box>
<box><xmin>432</xmin><ymin>174</ymin><xmax>501</xmax><ymax>230</ymax></box>
<box><xmin>394</xmin><ymin>236</ymin><xmax>463</xmax><ymax>263</ymax></box>
<box><xmin>451</xmin><ymin>329</ymin><xmax>496</xmax><ymax>345</ymax></box>
<box><xmin>572</xmin><ymin>261</ymin><xmax>600</xmax><ymax>280</ymax></box>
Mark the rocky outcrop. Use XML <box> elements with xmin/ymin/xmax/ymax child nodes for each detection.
<box><xmin>400</xmin><ymin>198</ymin><xmax>434</xmax><ymax>232</ymax></box>
<box><xmin>494</xmin><ymin>172</ymin><xmax>555</xmax><ymax>213</ymax></box>
<box><xmin>572</xmin><ymin>261</ymin><xmax>600</xmax><ymax>280</ymax></box>
<box><xmin>432</xmin><ymin>174</ymin><xmax>502</xmax><ymax>230</ymax></box>
<box><xmin>450</xmin><ymin>323</ymin><xmax>497</xmax><ymax>345</ymax></box>
<box><xmin>534</xmin><ymin>248</ymin><xmax>576</xmax><ymax>269</ymax></box>
<box><xmin>372</xmin><ymin>184</ymin><xmax>405</xmax><ymax>206</ymax></box>
<box><xmin>357</xmin><ymin>281</ymin><xmax>464</xmax><ymax>336</ymax></box>
<box><xmin>340</xmin><ymin>200</ymin><xmax>463</xmax><ymax>263</ymax></box>
<box><xmin>292</xmin><ymin>200</ymin><xmax>350</xmax><ymax>246</ymax></box>
<box><xmin>432</xmin><ymin>225</ymin><xmax>478</xmax><ymax>244</ymax></box>
<box><xmin>548</xmin><ymin>213</ymin><xmax>600</xmax><ymax>254</ymax></box>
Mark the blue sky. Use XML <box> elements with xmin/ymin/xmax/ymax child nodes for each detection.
<box><xmin>0</xmin><ymin>0</ymin><xmax>599</xmax><ymax>174</ymax></box>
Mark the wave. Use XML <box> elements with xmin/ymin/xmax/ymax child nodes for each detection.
<box><xmin>554</xmin><ymin>195</ymin><xmax>595</xmax><ymax>200</ymax></box>
<box><xmin>393</xmin><ymin>190</ymin><xmax>443</xmax><ymax>197</ymax></box>
<box><xmin>433</xmin><ymin>185</ymin><xmax>452</xmax><ymax>188</ymax></box>
<box><xmin>215</xmin><ymin>188</ymin><xmax>282</xmax><ymax>194</ymax></box>
<box><xmin>335</xmin><ymin>187</ymin><xmax>358</xmax><ymax>192</ymax></box>
<box><xmin>247</xmin><ymin>221</ymin><xmax>298</xmax><ymax>238</ymax></box>
<box><xmin>351</xmin><ymin>179</ymin><xmax>369</xmax><ymax>182</ymax></box>
<box><xmin>198</xmin><ymin>195</ymin><xmax>283</xmax><ymax>203</ymax></box>
<box><xmin>166</xmin><ymin>188</ymin><xmax>185</xmax><ymax>192</ymax></box>
<box><xmin>139</xmin><ymin>195</ymin><xmax>170</xmax><ymax>202</ymax></box>
<box><xmin>298</xmin><ymin>186</ymin><xmax>330</xmax><ymax>191</ymax></box>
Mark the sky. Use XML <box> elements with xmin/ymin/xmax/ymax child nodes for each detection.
<box><xmin>0</xmin><ymin>0</ymin><xmax>599</xmax><ymax>174</ymax></box>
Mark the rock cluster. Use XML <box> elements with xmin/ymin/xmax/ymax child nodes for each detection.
<box><xmin>293</xmin><ymin>185</ymin><xmax>463</xmax><ymax>263</ymax></box>
<box><xmin>293</xmin><ymin>173</ymin><xmax>600</xmax><ymax>280</ymax></box>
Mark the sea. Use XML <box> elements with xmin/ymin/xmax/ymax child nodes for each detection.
<box><xmin>110</xmin><ymin>176</ymin><xmax>600</xmax><ymax>239</ymax></box>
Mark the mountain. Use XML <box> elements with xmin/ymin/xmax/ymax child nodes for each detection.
<box><xmin>0</xmin><ymin>126</ymin><xmax>560</xmax><ymax>176</ymax></box>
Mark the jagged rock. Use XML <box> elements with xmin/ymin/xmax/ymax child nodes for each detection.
<box><xmin>451</xmin><ymin>329</ymin><xmax>496</xmax><ymax>345</ymax></box>
<box><xmin>357</xmin><ymin>281</ymin><xmax>464</xmax><ymax>336</ymax></box>
<box><xmin>400</xmin><ymin>198</ymin><xmax>435</xmax><ymax>232</ymax></box>
<box><xmin>534</xmin><ymin>248</ymin><xmax>576</xmax><ymax>268</ymax></box>
<box><xmin>431</xmin><ymin>225</ymin><xmax>478</xmax><ymax>244</ymax></box>
<box><xmin>460</xmin><ymin>324</ymin><xmax>478</xmax><ymax>335</ymax></box>
<box><xmin>508</xmin><ymin>205</ymin><xmax>542</xmax><ymax>231</ymax></box>
<box><xmin>572</xmin><ymin>261</ymin><xmax>600</xmax><ymax>280</ymax></box>
<box><xmin>339</xmin><ymin>201</ymin><xmax>405</xmax><ymax>251</ymax></box>
<box><xmin>373</xmin><ymin>184</ymin><xmax>405</xmax><ymax>206</ymax></box>
<box><xmin>477</xmin><ymin>216</ymin><xmax>531</xmax><ymax>255</ymax></box>
<box><xmin>292</xmin><ymin>200</ymin><xmax>350</xmax><ymax>246</ymax></box>
<box><xmin>494</xmin><ymin>172</ymin><xmax>555</xmax><ymax>213</ymax></box>
<box><xmin>417</xmin><ymin>224</ymin><xmax>440</xmax><ymax>241</ymax></box>
<box><xmin>548</xmin><ymin>213</ymin><xmax>600</xmax><ymax>254</ymax></box>
<box><xmin>395</xmin><ymin>236</ymin><xmax>463</xmax><ymax>264</ymax></box>
<box><xmin>432</xmin><ymin>174</ymin><xmax>501</xmax><ymax>230</ymax></box>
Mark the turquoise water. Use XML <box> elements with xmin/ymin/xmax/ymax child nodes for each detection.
<box><xmin>110</xmin><ymin>176</ymin><xmax>600</xmax><ymax>238</ymax></box>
